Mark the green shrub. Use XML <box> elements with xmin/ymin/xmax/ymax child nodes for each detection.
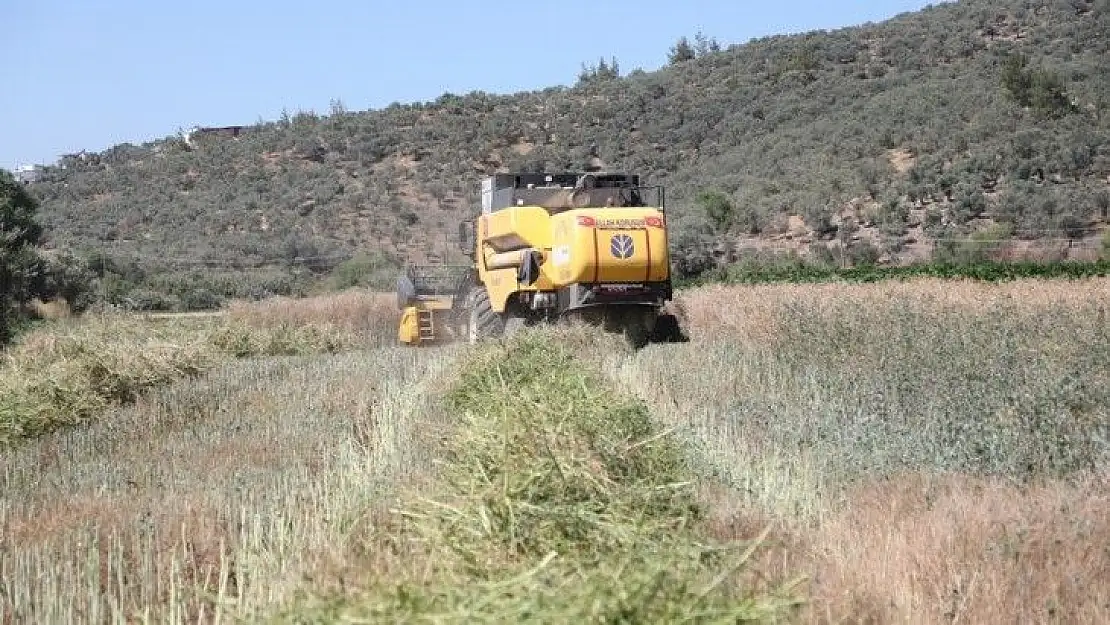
<box><xmin>679</xmin><ymin>258</ymin><xmax>1110</xmax><ymax>287</ymax></box>
<box><xmin>0</xmin><ymin>169</ymin><xmax>48</xmax><ymax>343</ymax></box>
<box><xmin>327</xmin><ymin>251</ymin><xmax>399</xmax><ymax>291</ymax></box>
<box><xmin>697</xmin><ymin>190</ymin><xmax>736</xmax><ymax>233</ymax></box>
<box><xmin>207</xmin><ymin>321</ymin><xmax>351</xmax><ymax>358</ymax></box>
<box><xmin>40</xmin><ymin>251</ymin><xmax>100</xmax><ymax>313</ymax></box>
<box><xmin>934</xmin><ymin>223</ymin><xmax>1014</xmax><ymax>265</ymax></box>
<box><xmin>178</xmin><ymin>287</ymin><xmax>223</xmax><ymax>311</ymax></box>
<box><xmin>116</xmin><ymin>288</ymin><xmax>180</xmax><ymax>312</ymax></box>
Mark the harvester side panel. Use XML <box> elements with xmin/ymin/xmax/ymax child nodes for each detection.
<box><xmin>398</xmin><ymin>307</ymin><xmax>421</xmax><ymax>345</ymax></box>
<box><xmin>477</xmin><ymin>207</ymin><xmax>555</xmax><ymax>313</ymax></box>
<box><xmin>480</xmin><ymin>206</ymin><xmax>552</xmax><ymax>253</ymax></box>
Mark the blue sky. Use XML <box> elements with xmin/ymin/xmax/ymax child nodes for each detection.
<box><xmin>2</xmin><ymin>0</ymin><xmax>932</xmax><ymax>170</ymax></box>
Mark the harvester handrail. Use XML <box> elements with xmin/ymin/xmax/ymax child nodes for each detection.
<box><xmin>406</xmin><ymin>264</ymin><xmax>473</xmax><ymax>297</ymax></box>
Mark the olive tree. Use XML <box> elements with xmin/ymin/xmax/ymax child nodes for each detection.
<box><xmin>0</xmin><ymin>169</ymin><xmax>45</xmax><ymax>343</ymax></box>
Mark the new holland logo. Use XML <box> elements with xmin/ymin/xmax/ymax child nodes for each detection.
<box><xmin>610</xmin><ymin>234</ymin><xmax>635</xmax><ymax>259</ymax></box>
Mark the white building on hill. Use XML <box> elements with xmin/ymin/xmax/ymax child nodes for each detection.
<box><xmin>13</xmin><ymin>164</ymin><xmax>40</xmax><ymax>184</ymax></box>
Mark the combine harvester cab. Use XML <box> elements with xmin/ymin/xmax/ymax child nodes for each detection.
<box><xmin>452</xmin><ymin>172</ymin><xmax>688</xmax><ymax>348</ymax></box>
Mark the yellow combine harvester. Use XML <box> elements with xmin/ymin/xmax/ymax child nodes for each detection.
<box><xmin>397</xmin><ymin>172</ymin><xmax>686</xmax><ymax>347</ymax></box>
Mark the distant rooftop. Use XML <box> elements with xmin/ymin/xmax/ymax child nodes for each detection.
<box><xmin>181</xmin><ymin>125</ymin><xmax>248</xmax><ymax>148</ymax></box>
<box><xmin>13</xmin><ymin>164</ymin><xmax>40</xmax><ymax>184</ymax></box>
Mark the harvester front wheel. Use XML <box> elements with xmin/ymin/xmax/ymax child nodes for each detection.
<box><xmin>650</xmin><ymin>312</ymin><xmax>689</xmax><ymax>343</ymax></box>
<box><xmin>466</xmin><ymin>287</ymin><xmax>504</xmax><ymax>344</ymax></box>
<box><xmin>623</xmin><ymin>320</ymin><xmax>650</xmax><ymax>350</ymax></box>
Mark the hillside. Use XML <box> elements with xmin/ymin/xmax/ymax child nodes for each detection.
<box><xmin>24</xmin><ymin>0</ymin><xmax>1110</xmax><ymax>306</ymax></box>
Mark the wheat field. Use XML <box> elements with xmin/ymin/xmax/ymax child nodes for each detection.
<box><xmin>618</xmin><ymin>278</ymin><xmax>1110</xmax><ymax>623</ymax></box>
<box><xmin>2</xmin><ymin>279</ymin><xmax>1107</xmax><ymax>623</ymax></box>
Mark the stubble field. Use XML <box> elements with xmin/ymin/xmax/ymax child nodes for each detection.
<box><xmin>2</xmin><ymin>278</ymin><xmax>1107</xmax><ymax>623</ymax></box>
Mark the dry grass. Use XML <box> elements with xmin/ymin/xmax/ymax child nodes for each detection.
<box><xmin>4</xmin><ymin>277</ymin><xmax>1108</xmax><ymax>622</ymax></box>
<box><xmin>674</xmin><ymin>277</ymin><xmax>1110</xmax><ymax>347</ymax></box>
<box><xmin>0</xmin><ymin>293</ymin><xmax>399</xmax><ymax>446</ymax></box>
<box><xmin>794</xmin><ymin>472</ymin><xmax>1110</xmax><ymax>624</ymax></box>
<box><xmin>603</xmin><ymin>276</ymin><xmax>1110</xmax><ymax>624</ymax></box>
<box><xmin>29</xmin><ymin>298</ymin><xmax>73</xmax><ymax>320</ymax></box>
<box><xmin>0</xmin><ymin>347</ymin><xmax>456</xmax><ymax>623</ymax></box>
<box><xmin>225</xmin><ymin>288</ymin><xmax>397</xmax><ymax>348</ymax></box>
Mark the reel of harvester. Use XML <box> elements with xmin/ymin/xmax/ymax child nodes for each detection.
<box><xmin>396</xmin><ymin>264</ymin><xmax>474</xmax><ymax>346</ymax></box>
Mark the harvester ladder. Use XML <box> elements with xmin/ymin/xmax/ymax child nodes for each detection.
<box><xmin>417</xmin><ymin>309</ymin><xmax>435</xmax><ymax>341</ymax></box>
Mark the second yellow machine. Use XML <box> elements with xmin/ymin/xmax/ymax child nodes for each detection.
<box><xmin>398</xmin><ymin>172</ymin><xmax>686</xmax><ymax>347</ymax></box>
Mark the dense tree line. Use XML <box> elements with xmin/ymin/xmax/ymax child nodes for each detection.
<box><xmin>0</xmin><ymin>170</ymin><xmax>45</xmax><ymax>342</ymax></box>
<box><xmin>0</xmin><ymin>170</ymin><xmax>98</xmax><ymax>342</ymax></box>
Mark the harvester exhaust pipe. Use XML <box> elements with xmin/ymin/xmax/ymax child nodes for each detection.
<box><xmin>485</xmin><ymin>248</ymin><xmax>541</xmax><ymax>271</ymax></box>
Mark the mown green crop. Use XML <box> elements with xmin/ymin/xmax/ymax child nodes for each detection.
<box><xmin>273</xmin><ymin>331</ymin><xmax>805</xmax><ymax>623</ymax></box>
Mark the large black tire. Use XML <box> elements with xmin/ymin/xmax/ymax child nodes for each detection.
<box><xmin>623</xmin><ymin>320</ymin><xmax>650</xmax><ymax>350</ymax></box>
<box><xmin>466</xmin><ymin>287</ymin><xmax>504</xmax><ymax>344</ymax></box>
<box><xmin>596</xmin><ymin>306</ymin><xmax>651</xmax><ymax>350</ymax></box>
<box><xmin>650</xmin><ymin>313</ymin><xmax>689</xmax><ymax>343</ymax></box>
